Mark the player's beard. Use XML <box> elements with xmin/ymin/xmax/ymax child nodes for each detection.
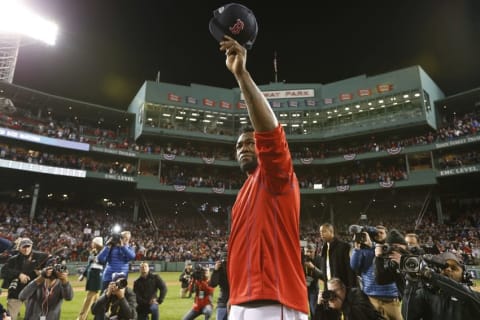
<box><xmin>240</xmin><ymin>157</ymin><xmax>258</xmax><ymax>174</ymax></box>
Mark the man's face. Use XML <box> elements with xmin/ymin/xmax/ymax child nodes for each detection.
<box><xmin>405</xmin><ymin>235</ymin><xmax>418</xmax><ymax>247</ymax></box>
<box><xmin>326</xmin><ymin>282</ymin><xmax>346</xmax><ymax>310</ymax></box>
<box><xmin>375</xmin><ymin>229</ymin><xmax>387</xmax><ymax>242</ymax></box>
<box><xmin>19</xmin><ymin>245</ymin><xmax>32</xmax><ymax>256</ymax></box>
<box><xmin>320</xmin><ymin>226</ymin><xmax>334</xmax><ymax>242</ymax></box>
<box><xmin>442</xmin><ymin>259</ymin><xmax>463</xmax><ymax>282</ymax></box>
<box><xmin>236</xmin><ymin>132</ymin><xmax>257</xmax><ymax>174</ymax></box>
<box><xmin>305</xmin><ymin>248</ymin><xmax>315</xmax><ymax>259</ymax></box>
<box><xmin>140</xmin><ymin>263</ymin><xmax>149</xmax><ymax>276</ymax></box>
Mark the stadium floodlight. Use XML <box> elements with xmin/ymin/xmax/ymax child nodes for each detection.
<box><xmin>0</xmin><ymin>0</ymin><xmax>58</xmax><ymax>45</ymax></box>
<box><xmin>0</xmin><ymin>0</ymin><xmax>58</xmax><ymax>83</ymax></box>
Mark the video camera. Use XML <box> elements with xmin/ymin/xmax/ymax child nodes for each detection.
<box><xmin>348</xmin><ymin>224</ymin><xmax>378</xmax><ymax>245</ymax></box>
<box><xmin>322</xmin><ymin>289</ymin><xmax>337</xmax><ymax>301</ymax></box>
<box><xmin>106</xmin><ymin>233</ymin><xmax>121</xmax><ymax>246</ymax></box>
<box><xmin>41</xmin><ymin>256</ymin><xmax>68</xmax><ymax>279</ymax></box>
<box><xmin>380</xmin><ymin>244</ymin><xmax>449</xmax><ymax>276</ymax></box>
<box><xmin>115</xmin><ymin>278</ymin><xmax>128</xmax><ymax>289</ymax></box>
<box><xmin>399</xmin><ymin>254</ymin><xmax>448</xmax><ymax>275</ymax></box>
<box><xmin>106</xmin><ymin>224</ymin><xmax>122</xmax><ymax>246</ymax></box>
<box><xmin>192</xmin><ymin>264</ymin><xmax>206</xmax><ymax>281</ymax></box>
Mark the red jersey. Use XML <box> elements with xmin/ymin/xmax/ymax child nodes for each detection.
<box><xmin>228</xmin><ymin>125</ymin><xmax>308</xmax><ymax>314</ymax></box>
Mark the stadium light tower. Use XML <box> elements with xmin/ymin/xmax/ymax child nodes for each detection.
<box><xmin>0</xmin><ymin>0</ymin><xmax>58</xmax><ymax>83</ymax></box>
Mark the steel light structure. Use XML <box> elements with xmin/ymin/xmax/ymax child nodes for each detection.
<box><xmin>0</xmin><ymin>0</ymin><xmax>58</xmax><ymax>83</ymax></box>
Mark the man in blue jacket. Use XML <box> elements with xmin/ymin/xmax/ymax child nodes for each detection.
<box><xmin>97</xmin><ymin>231</ymin><xmax>135</xmax><ymax>292</ymax></box>
<box><xmin>350</xmin><ymin>226</ymin><xmax>402</xmax><ymax>320</ymax></box>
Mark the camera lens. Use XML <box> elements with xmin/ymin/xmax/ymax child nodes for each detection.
<box><xmin>115</xmin><ymin>278</ymin><xmax>128</xmax><ymax>289</ymax></box>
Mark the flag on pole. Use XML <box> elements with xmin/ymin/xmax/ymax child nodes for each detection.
<box><xmin>273</xmin><ymin>51</ymin><xmax>278</xmax><ymax>83</ymax></box>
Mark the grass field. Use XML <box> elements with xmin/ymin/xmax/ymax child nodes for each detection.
<box><xmin>0</xmin><ymin>271</ymin><xmax>209</xmax><ymax>320</ymax></box>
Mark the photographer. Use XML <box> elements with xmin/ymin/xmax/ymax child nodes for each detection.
<box><xmin>0</xmin><ymin>237</ymin><xmax>49</xmax><ymax>320</ymax></box>
<box><xmin>350</xmin><ymin>226</ymin><xmax>402</xmax><ymax>320</ymax></box>
<box><xmin>18</xmin><ymin>255</ymin><xmax>73</xmax><ymax>320</ymax></box>
<box><xmin>179</xmin><ymin>262</ymin><xmax>194</xmax><ymax>298</ymax></box>
<box><xmin>91</xmin><ymin>272</ymin><xmax>137</xmax><ymax>320</ymax></box>
<box><xmin>316</xmin><ymin>277</ymin><xmax>384</xmax><ymax>320</ymax></box>
<box><xmin>374</xmin><ymin>229</ymin><xmax>410</xmax><ymax>298</ymax></box>
<box><xmin>402</xmin><ymin>252</ymin><xmax>480</xmax><ymax>320</ymax></box>
<box><xmin>182</xmin><ymin>265</ymin><xmax>214</xmax><ymax>320</ymax></box>
<box><xmin>303</xmin><ymin>243</ymin><xmax>323</xmax><ymax>319</ymax></box>
<box><xmin>97</xmin><ymin>230</ymin><xmax>136</xmax><ymax>291</ymax></box>
<box><xmin>208</xmin><ymin>252</ymin><xmax>229</xmax><ymax>320</ymax></box>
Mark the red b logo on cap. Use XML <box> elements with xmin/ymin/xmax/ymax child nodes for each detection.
<box><xmin>229</xmin><ymin>19</ymin><xmax>244</xmax><ymax>35</ymax></box>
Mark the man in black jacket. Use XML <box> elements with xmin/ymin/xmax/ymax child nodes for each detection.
<box><xmin>319</xmin><ymin>223</ymin><xmax>357</xmax><ymax>289</ymax></box>
<box><xmin>208</xmin><ymin>253</ymin><xmax>229</xmax><ymax>320</ymax></box>
<box><xmin>133</xmin><ymin>262</ymin><xmax>168</xmax><ymax>320</ymax></box>
<box><xmin>0</xmin><ymin>237</ymin><xmax>49</xmax><ymax>320</ymax></box>
<box><xmin>402</xmin><ymin>252</ymin><xmax>480</xmax><ymax>320</ymax></box>
<box><xmin>374</xmin><ymin>229</ymin><xmax>408</xmax><ymax>298</ymax></box>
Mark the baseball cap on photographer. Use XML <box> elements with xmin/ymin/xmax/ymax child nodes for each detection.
<box><xmin>385</xmin><ymin>229</ymin><xmax>407</xmax><ymax>245</ymax></box>
<box><xmin>209</xmin><ymin>3</ymin><xmax>258</xmax><ymax>49</ymax></box>
<box><xmin>439</xmin><ymin>252</ymin><xmax>463</xmax><ymax>265</ymax></box>
<box><xmin>19</xmin><ymin>238</ymin><xmax>33</xmax><ymax>248</ymax></box>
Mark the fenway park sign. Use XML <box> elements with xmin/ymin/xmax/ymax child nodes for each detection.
<box><xmin>241</xmin><ymin>89</ymin><xmax>315</xmax><ymax>100</ymax></box>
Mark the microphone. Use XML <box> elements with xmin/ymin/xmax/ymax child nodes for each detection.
<box><xmin>348</xmin><ymin>224</ymin><xmax>363</xmax><ymax>234</ymax></box>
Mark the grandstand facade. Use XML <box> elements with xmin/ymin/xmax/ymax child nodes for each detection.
<box><xmin>0</xmin><ymin>64</ymin><xmax>479</xmax><ymax>231</ymax></box>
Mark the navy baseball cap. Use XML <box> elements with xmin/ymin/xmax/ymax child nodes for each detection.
<box><xmin>209</xmin><ymin>3</ymin><xmax>258</xmax><ymax>49</ymax></box>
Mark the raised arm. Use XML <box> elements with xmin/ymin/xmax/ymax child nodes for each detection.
<box><xmin>220</xmin><ymin>35</ymin><xmax>278</xmax><ymax>132</ymax></box>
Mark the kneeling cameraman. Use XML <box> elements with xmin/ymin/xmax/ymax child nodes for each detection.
<box><xmin>316</xmin><ymin>277</ymin><xmax>384</xmax><ymax>320</ymax></box>
<box><xmin>91</xmin><ymin>272</ymin><xmax>137</xmax><ymax>320</ymax></box>
<box><xmin>402</xmin><ymin>252</ymin><xmax>480</xmax><ymax>320</ymax></box>
<box><xmin>182</xmin><ymin>264</ymin><xmax>214</xmax><ymax>320</ymax></box>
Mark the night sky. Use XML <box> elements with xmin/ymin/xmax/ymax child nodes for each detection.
<box><xmin>11</xmin><ymin>0</ymin><xmax>480</xmax><ymax>110</ymax></box>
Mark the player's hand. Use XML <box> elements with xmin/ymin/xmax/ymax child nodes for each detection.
<box><xmin>220</xmin><ymin>36</ymin><xmax>246</xmax><ymax>77</ymax></box>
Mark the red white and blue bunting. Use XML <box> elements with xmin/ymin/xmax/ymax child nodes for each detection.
<box><xmin>379</xmin><ymin>181</ymin><xmax>395</xmax><ymax>188</ymax></box>
<box><xmin>386</xmin><ymin>147</ymin><xmax>402</xmax><ymax>155</ymax></box>
<box><xmin>300</xmin><ymin>157</ymin><xmax>314</xmax><ymax>165</ymax></box>
<box><xmin>212</xmin><ymin>187</ymin><xmax>225</xmax><ymax>194</ymax></box>
<box><xmin>202</xmin><ymin>157</ymin><xmax>215</xmax><ymax>164</ymax></box>
<box><xmin>173</xmin><ymin>185</ymin><xmax>186</xmax><ymax>192</ymax></box>
<box><xmin>336</xmin><ymin>185</ymin><xmax>350</xmax><ymax>192</ymax></box>
<box><xmin>163</xmin><ymin>154</ymin><xmax>176</xmax><ymax>161</ymax></box>
<box><xmin>343</xmin><ymin>154</ymin><xmax>356</xmax><ymax>161</ymax></box>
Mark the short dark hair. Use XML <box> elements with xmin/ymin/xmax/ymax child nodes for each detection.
<box><xmin>240</xmin><ymin>126</ymin><xmax>254</xmax><ymax>135</ymax></box>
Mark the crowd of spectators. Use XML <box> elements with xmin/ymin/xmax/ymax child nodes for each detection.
<box><xmin>0</xmin><ymin>199</ymin><xmax>478</xmax><ymax>266</ymax></box>
<box><xmin>1</xmin><ymin>106</ymin><xmax>479</xmax><ymax>162</ymax></box>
